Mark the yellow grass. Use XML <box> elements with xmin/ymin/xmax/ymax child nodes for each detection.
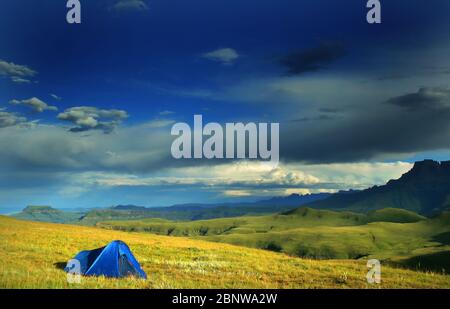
<box><xmin>0</xmin><ymin>216</ymin><xmax>449</xmax><ymax>289</ymax></box>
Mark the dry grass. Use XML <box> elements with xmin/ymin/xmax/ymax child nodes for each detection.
<box><xmin>0</xmin><ymin>216</ymin><xmax>449</xmax><ymax>289</ymax></box>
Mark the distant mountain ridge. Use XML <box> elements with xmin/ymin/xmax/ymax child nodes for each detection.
<box><xmin>22</xmin><ymin>205</ymin><xmax>60</xmax><ymax>214</ymax></box>
<box><xmin>11</xmin><ymin>192</ymin><xmax>331</xmax><ymax>224</ymax></box>
<box><xmin>13</xmin><ymin>205</ymin><xmax>82</xmax><ymax>223</ymax></box>
<box><xmin>304</xmin><ymin>160</ymin><xmax>450</xmax><ymax>215</ymax></box>
<box><xmin>111</xmin><ymin>192</ymin><xmax>332</xmax><ymax>212</ymax></box>
<box><xmin>80</xmin><ymin>192</ymin><xmax>331</xmax><ymax>223</ymax></box>
<box><xmin>10</xmin><ymin>160</ymin><xmax>450</xmax><ymax>222</ymax></box>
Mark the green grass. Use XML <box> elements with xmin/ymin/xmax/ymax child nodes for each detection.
<box><xmin>98</xmin><ymin>208</ymin><xmax>368</xmax><ymax>236</ymax></box>
<box><xmin>366</xmin><ymin>208</ymin><xmax>426</xmax><ymax>223</ymax></box>
<box><xmin>98</xmin><ymin>208</ymin><xmax>450</xmax><ymax>272</ymax></box>
<box><xmin>1</xmin><ymin>216</ymin><xmax>449</xmax><ymax>288</ymax></box>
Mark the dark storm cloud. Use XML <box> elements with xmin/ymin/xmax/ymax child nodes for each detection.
<box><xmin>279</xmin><ymin>42</ymin><xmax>345</xmax><ymax>75</ymax></box>
<box><xmin>280</xmin><ymin>86</ymin><xmax>450</xmax><ymax>163</ymax></box>
<box><xmin>291</xmin><ymin>115</ymin><xmax>337</xmax><ymax>122</ymax></box>
<box><xmin>0</xmin><ymin>123</ymin><xmax>173</xmax><ymax>174</ymax></box>
<box><xmin>318</xmin><ymin>107</ymin><xmax>342</xmax><ymax>114</ymax></box>
<box><xmin>386</xmin><ymin>87</ymin><xmax>450</xmax><ymax>111</ymax></box>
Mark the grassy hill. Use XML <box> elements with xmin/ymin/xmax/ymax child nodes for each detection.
<box><xmin>98</xmin><ymin>208</ymin><xmax>368</xmax><ymax>236</ymax></box>
<box><xmin>98</xmin><ymin>208</ymin><xmax>450</xmax><ymax>273</ymax></box>
<box><xmin>0</xmin><ymin>216</ymin><xmax>449</xmax><ymax>288</ymax></box>
<box><xmin>97</xmin><ymin>207</ymin><xmax>427</xmax><ymax>238</ymax></box>
<box><xmin>366</xmin><ymin>208</ymin><xmax>426</xmax><ymax>223</ymax></box>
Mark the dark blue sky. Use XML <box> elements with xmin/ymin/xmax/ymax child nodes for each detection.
<box><xmin>1</xmin><ymin>0</ymin><xmax>450</xmax><ymax>212</ymax></box>
<box><xmin>2</xmin><ymin>0</ymin><xmax>448</xmax><ymax>124</ymax></box>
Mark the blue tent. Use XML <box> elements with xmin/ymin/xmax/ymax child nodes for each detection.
<box><xmin>65</xmin><ymin>240</ymin><xmax>147</xmax><ymax>279</ymax></box>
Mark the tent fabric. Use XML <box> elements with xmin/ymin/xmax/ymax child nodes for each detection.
<box><xmin>65</xmin><ymin>240</ymin><xmax>147</xmax><ymax>279</ymax></box>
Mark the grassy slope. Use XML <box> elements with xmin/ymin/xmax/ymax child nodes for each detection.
<box><xmin>97</xmin><ymin>208</ymin><xmax>369</xmax><ymax>236</ymax></box>
<box><xmin>1</xmin><ymin>216</ymin><xmax>449</xmax><ymax>288</ymax></box>
<box><xmin>205</xmin><ymin>220</ymin><xmax>450</xmax><ymax>261</ymax></box>
<box><xmin>98</xmin><ymin>208</ymin><xmax>426</xmax><ymax>237</ymax></box>
<box><xmin>98</xmin><ymin>208</ymin><xmax>449</xmax><ymax>272</ymax></box>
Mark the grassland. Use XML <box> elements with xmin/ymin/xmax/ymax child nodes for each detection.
<box><xmin>98</xmin><ymin>208</ymin><xmax>450</xmax><ymax>273</ymax></box>
<box><xmin>1</xmin><ymin>215</ymin><xmax>449</xmax><ymax>288</ymax></box>
<box><xmin>98</xmin><ymin>208</ymin><xmax>427</xmax><ymax>237</ymax></box>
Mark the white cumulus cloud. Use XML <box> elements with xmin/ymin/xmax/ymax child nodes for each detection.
<box><xmin>10</xmin><ymin>97</ymin><xmax>58</xmax><ymax>113</ymax></box>
<box><xmin>0</xmin><ymin>59</ymin><xmax>37</xmax><ymax>83</ymax></box>
<box><xmin>202</xmin><ymin>48</ymin><xmax>239</xmax><ymax>64</ymax></box>
<box><xmin>0</xmin><ymin>110</ymin><xmax>27</xmax><ymax>128</ymax></box>
<box><xmin>57</xmin><ymin>106</ymin><xmax>128</xmax><ymax>133</ymax></box>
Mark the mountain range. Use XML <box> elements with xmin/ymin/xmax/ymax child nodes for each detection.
<box><xmin>11</xmin><ymin>159</ymin><xmax>450</xmax><ymax>223</ymax></box>
<box><xmin>12</xmin><ymin>192</ymin><xmax>331</xmax><ymax>224</ymax></box>
<box><xmin>305</xmin><ymin>160</ymin><xmax>450</xmax><ymax>215</ymax></box>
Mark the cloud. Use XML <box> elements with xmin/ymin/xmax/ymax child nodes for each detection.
<box><xmin>0</xmin><ymin>59</ymin><xmax>36</xmax><ymax>83</ymax></box>
<box><xmin>159</xmin><ymin>110</ymin><xmax>174</xmax><ymax>116</ymax></box>
<box><xmin>168</xmin><ymin>72</ymin><xmax>450</xmax><ymax>163</ymax></box>
<box><xmin>0</xmin><ymin>122</ymin><xmax>171</xmax><ymax>174</ymax></box>
<box><xmin>0</xmin><ymin>117</ymin><xmax>416</xmax><ymax>210</ymax></box>
<box><xmin>386</xmin><ymin>87</ymin><xmax>450</xmax><ymax>111</ymax></box>
<box><xmin>222</xmin><ymin>190</ymin><xmax>253</xmax><ymax>197</ymax></box>
<box><xmin>10</xmin><ymin>76</ymin><xmax>32</xmax><ymax>84</ymax></box>
<box><xmin>57</xmin><ymin>106</ymin><xmax>128</xmax><ymax>134</ymax></box>
<box><xmin>165</xmin><ymin>75</ymin><xmax>366</xmax><ymax>108</ymax></box>
<box><xmin>0</xmin><ymin>110</ymin><xmax>26</xmax><ymax>128</ymax></box>
<box><xmin>111</xmin><ymin>0</ymin><xmax>148</xmax><ymax>12</ymax></box>
<box><xmin>74</xmin><ymin>161</ymin><xmax>320</xmax><ymax>190</ymax></box>
<box><xmin>0</xmin><ymin>121</ymin><xmax>173</xmax><ymax>209</ymax></box>
<box><xmin>83</xmin><ymin>160</ymin><xmax>412</xmax><ymax>199</ymax></box>
<box><xmin>291</xmin><ymin>115</ymin><xmax>338</xmax><ymax>122</ymax></box>
<box><xmin>280</xmin><ymin>85</ymin><xmax>450</xmax><ymax>163</ymax></box>
<box><xmin>144</xmin><ymin>118</ymin><xmax>176</xmax><ymax>128</ymax></box>
<box><xmin>319</xmin><ymin>107</ymin><xmax>342</xmax><ymax>114</ymax></box>
<box><xmin>50</xmin><ymin>94</ymin><xmax>62</xmax><ymax>101</ymax></box>
<box><xmin>279</xmin><ymin>42</ymin><xmax>345</xmax><ymax>75</ymax></box>
<box><xmin>202</xmin><ymin>48</ymin><xmax>239</xmax><ymax>65</ymax></box>
<box><xmin>10</xmin><ymin>97</ymin><xmax>58</xmax><ymax>113</ymax></box>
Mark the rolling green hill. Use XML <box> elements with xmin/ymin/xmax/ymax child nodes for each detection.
<box><xmin>97</xmin><ymin>207</ymin><xmax>426</xmax><ymax>237</ymax></box>
<box><xmin>97</xmin><ymin>208</ymin><xmax>368</xmax><ymax>236</ymax></box>
<box><xmin>98</xmin><ymin>208</ymin><xmax>450</xmax><ymax>273</ymax></box>
<box><xmin>366</xmin><ymin>208</ymin><xmax>426</xmax><ymax>223</ymax></box>
<box><xmin>1</xmin><ymin>216</ymin><xmax>449</xmax><ymax>288</ymax></box>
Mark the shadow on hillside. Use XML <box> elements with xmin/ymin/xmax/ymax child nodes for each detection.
<box><xmin>432</xmin><ymin>232</ymin><xmax>450</xmax><ymax>245</ymax></box>
<box><xmin>54</xmin><ymin>262</ymin><xmax>67</xmax><ymax>270</ymax></box>
<box><xmin>393</xmin><ymin>251</ymin><xmax>450</xmax><ymax>274</ymax></box>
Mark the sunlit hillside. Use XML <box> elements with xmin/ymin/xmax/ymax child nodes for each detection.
<box><xmin>98</xmin><ymin>208</ymin><xmax>450</xmax><ymax>272</ymax></box>
<box><xmin>0</xmin><ymin>216</ymin><xmax>449</xmax><ymax>289</ymax></box>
